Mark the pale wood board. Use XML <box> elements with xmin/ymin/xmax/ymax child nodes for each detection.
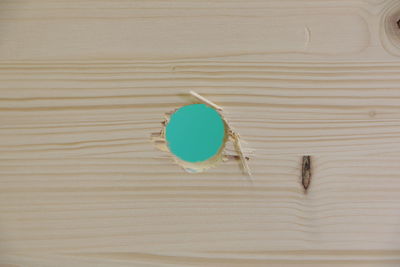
<box><xmin>1</xmin><ymin>0</ymin><xmax>400</xmax><ymax>266</ymax></box>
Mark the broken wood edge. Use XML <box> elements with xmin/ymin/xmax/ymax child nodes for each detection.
<box><xmin>151</xmin><ymin>91</ymin><xmax>252</xmax><ymax>177</ymax></box>
<box><xmin>230</xmin><ymin>131</ymin><xmax>253</xmax><ymax>180</ymax></box>
<box><xmin>189</xmin><ymin>91</ymin><xmax>252</xmax><ymax>178</ymax></box>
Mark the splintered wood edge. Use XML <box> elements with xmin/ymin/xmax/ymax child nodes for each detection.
<box><xmin>151</xmin><ymin>91</ymin><xmax>252</xmax><ymax>176</ymax></box>
<box><xmin>189</xmin><ymin>90</ymin><xmax>223</xmax><ymax>111</ymax></box>
<box><xmin>230</xmin><ymin>131</ymin><xmax>252</xmax><ymax>179</ymax></box>
<box><xmin>190</xmin><ymin>91</ymin><xmax>252</xmax><ymax>177</ymax></box>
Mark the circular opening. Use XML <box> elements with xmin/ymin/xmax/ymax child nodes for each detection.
<box><xmin>165</xmin><ymin>104</ymin><xmax>226</xmax><ymax>163</ymax></box>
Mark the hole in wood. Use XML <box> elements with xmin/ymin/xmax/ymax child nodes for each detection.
<box><xmin>165</xmin><ymin>103</ymin><xmax>227</xmax><ymax>163</ymax></box>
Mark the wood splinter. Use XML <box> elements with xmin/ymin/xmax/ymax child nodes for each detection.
<box><xmin>189</xmin><ymin>90</ymin><xmax>223</xmax><ymax>111</ymax></box>
<box><xmin>302</xmin><ymin>155</ymin><xmax>312</xmax><ymax>191</ymax></box>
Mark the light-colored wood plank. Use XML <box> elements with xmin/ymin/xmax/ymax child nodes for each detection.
<box><xmin>1</xmin><ymin>0</ymin><xmax>400</xmax><ymax>266</ymax></box>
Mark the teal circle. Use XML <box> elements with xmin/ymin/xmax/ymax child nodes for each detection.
<box><xmin>166</xmin><ymin>104</ymin><xmax>226</xmax><ymax>163</ymax></box>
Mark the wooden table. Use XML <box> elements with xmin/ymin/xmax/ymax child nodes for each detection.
<box><xmin>1</xmin><ymin>0</ymin><xmax>400</xmax><ymax>266</ymax></box>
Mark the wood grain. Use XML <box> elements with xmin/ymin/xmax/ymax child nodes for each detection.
<box><xmin>1</xmin><ymin>0</ymin><xmax>400</xmax><ymax>266</ymax></box>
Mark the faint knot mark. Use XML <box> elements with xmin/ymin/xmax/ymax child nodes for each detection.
<box><xmin>369</xmin><ymin>110</ymin><xmax>376</xmax><ymax>118</ymax></box>
<box><xmin>304</xmin><ymin>26</ymin><xmax>311</xmax><ymax>49</ymax></box>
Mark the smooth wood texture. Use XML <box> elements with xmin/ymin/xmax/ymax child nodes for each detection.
<box><xmin>1</xmin><ymin>0</ymin><xmax>400</xmax><ymax>266</ymax></box>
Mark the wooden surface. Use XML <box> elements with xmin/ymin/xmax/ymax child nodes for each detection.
<box><xmin>1</xmin><ymin>0</ymin><xmax>400</xmax><ymax>266</ymax></box>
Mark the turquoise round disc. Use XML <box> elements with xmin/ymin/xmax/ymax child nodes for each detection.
<box><xmin>166</xmin><ymin>104</ymin><xmax>226</xmax><ymax>163</ymax></box>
